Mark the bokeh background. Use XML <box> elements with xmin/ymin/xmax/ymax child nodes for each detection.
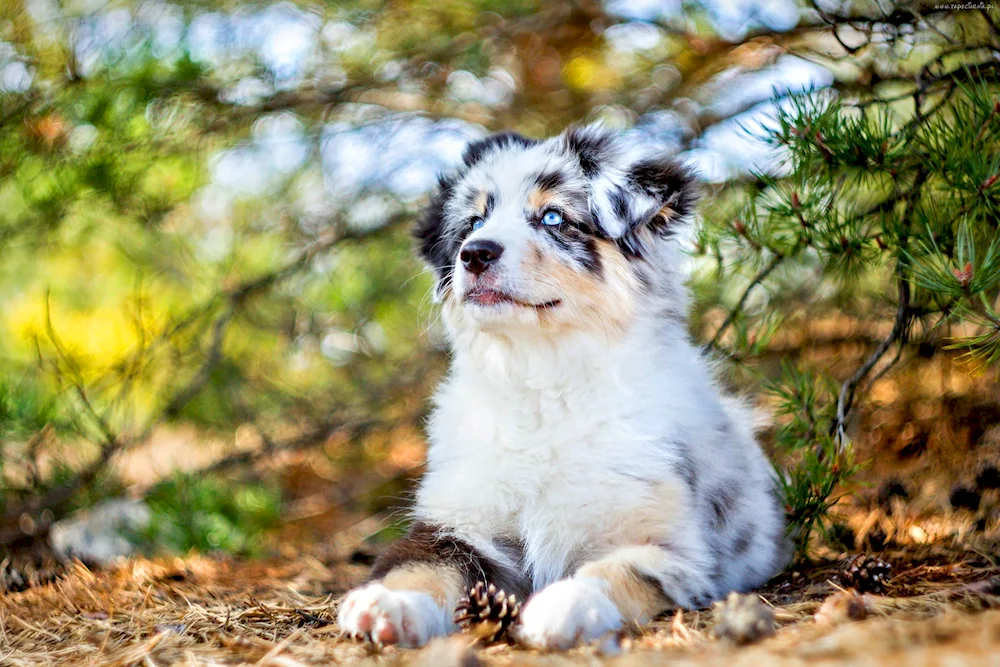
<box><xmin>1</xmin><ymin>0</ymin><xmax>998</xmax><ymax>567</ymax></box>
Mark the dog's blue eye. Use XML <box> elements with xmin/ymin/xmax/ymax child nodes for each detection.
<box><xmin>541</xmin><ymin>210</ymin><xmax>562</xmax><ymax>226</ymax></box>
<box><xmin>471</xmin><ymin>218</ymin><xmax>484</xmax><ymax>230</ymax></box>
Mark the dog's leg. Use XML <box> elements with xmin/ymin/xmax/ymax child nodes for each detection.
<box><xmin>516</xmin><ymin>544</ymin><xmax>715</xmax><ymax>650</ymax></box>
<box><xmin>338</xmin><ymin>522</ymin><xmax>520</xmax><ymax>647</ymax></box>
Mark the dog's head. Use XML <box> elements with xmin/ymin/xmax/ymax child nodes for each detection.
<box><xmin>414</xmin><ymin>125</ymin><xmax>697</xmax><ymax>338</ymax></box>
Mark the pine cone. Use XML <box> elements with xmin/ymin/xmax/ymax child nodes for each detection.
<box><xmin>454</xmin><ymin>581</ymin><xmax>521</xmax><ymax>643</ymax></box>
<box><xmin>839</xmin><ymin>554</ymin><xmax>892</xmax><ymax>594</ymax></box>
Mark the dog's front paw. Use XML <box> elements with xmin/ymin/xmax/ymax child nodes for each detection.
<box><xmin>337</xmin><ymin>583</ymin><xmax>448</xmax><ymax>648</ymax></box>
<box><xmin>515</xmin><ymin>578</ymin><xmax>623</xmax><ymax>651</ymax></box>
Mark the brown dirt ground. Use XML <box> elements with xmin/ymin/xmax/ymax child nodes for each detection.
<box><xmin>3</xmin><ymin>326</ymin><xmax>1000</xmax><ymax>666</ymax></box>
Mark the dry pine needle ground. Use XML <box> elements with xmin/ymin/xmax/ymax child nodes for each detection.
<box><xmin>2</xmin><ymin>542</ymin><xmax>999</xmax><ymax>667</ymax></box>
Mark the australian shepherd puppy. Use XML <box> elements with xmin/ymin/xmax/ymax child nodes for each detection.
<box><xmin>337</xmin><ymin>125</ymin><xmax>789</xmax><ymax>650</ymax></box>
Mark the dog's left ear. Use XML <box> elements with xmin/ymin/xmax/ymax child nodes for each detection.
<box><xmin>413</xmin><ymin>173</ymin><xmax>460</xmax><ymax>300</ymax></box>
<box><xmin>565</xmin><ymin>126</ymin><xmax>698</xmax><ymax>256</ymax></box>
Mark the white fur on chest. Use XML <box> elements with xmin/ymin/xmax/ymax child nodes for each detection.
<box><xmin>414</xmin><ymin>324</ymin><xmax>712</xmax><ymax>589</ymax></box>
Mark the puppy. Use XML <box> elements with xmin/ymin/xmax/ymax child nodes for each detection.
<box><xmin>338</xmin><ymin>125</ymin><xmax>789</xmax><ymax>650</ymax></box>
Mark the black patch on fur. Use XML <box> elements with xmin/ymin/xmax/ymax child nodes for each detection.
<box><xmin>494</xmin><ymin>534</ymin><xmax>526</xmax><ymax>570</ymax></box>
<box><xmin>533</xmin><ymin>170</ymin><xmax>566</xmax><ymax>192</ymax></box>
<box><xmin>369</xmin><ymin>522</ymin><xmax>528</xmax><ymax>600</ymax></box>
<box><xmin>543</xmin><ymin>226</ymin><xmax>576</xmax><ymax>254</ymax></box>
<box><xmin>674</xmin><ymin>443</ymin><xmax>698</xmax><ymax>495</ymax></box>
<box><xmin>634</xmin><ymin>568</ymin><xmax>676</xmax><ymax>608</ymax></box>
<box><xmin>709</xmin><ymin>543</ymin><xmax>727</xmax><ymax>587</ymax></box>
<box><xmin>554</xmin><ymin>225</ymin><xmax>603</xmax><ymax>275</ymax></box>
<box><xmin>412</xmin><ymin>174</ymin><xmax>460</xmax><ymax>291</ymax></box>
<box><xmin>564</xmin><ymin>206</ymin><xmax>604</xmax><ymax>238</ymax></box>
<box><xmin>463</xmin><ymin>132</ymin><xmax>536</xmax><ymax>168</ymax></box>
<box><xmin>609</xmin><ymin>186</ymin><xmax>631</xmax><ymax>223</ymax></box>
<box><xmin>732</xmin><ymin>526</ymin><xmax>754</xmax><ymax>556</ymax></box>
<box><xmin>580</xmin><ymin>236</ymin><xmax>602</xmax><ymax>274</ymax></box>
<box><xmin>612</xmin><ymin>158</ymin><xmax>697</xmax><ymax>258</ymax></box>
<box><xmin>566</xmin><ymin>127</ymin><xmax>609</xmax><ymax>177</ymax></box>
<box><xmin>709</xmin><ymin>487</ymin><xmax>738</xmax><ymax>528</ymax></box>
<box><xmin>615</xmin><ymin>236</ymin><xmax>644</xmax><ymax>260</ymax></box>
<box><xmin>462</xmin><ymin>189</ymin><xmax>480</xmax><ymax>211</ymax></box>
<box><xmin>634</xmin><ymin>267</ymin><xmax>653</xmax><ymax>291</ymax></box>
<box><xmin>484</xmin><ymin>191</ymin><xmax>497</xmax><ymax>218</ymax></box>
<box><xmin>626</xmin><ymin>158</ymin><xmax>697</xmax><ymax>236</ymax></box>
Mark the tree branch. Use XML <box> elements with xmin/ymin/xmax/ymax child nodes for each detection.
<box><xmin>833</xmin><ymin>166</ymin><xmax>929</xmax><ymax>451</ymax></box>
<box><xmin>702</xmin><ymin>252</ymin><xmax>787</xmax><ymax>353</ymax></box>
<box><xmin>833</xmin><ymin>277</ymin><xmax>911</xmax><ymax>448</ymax></box>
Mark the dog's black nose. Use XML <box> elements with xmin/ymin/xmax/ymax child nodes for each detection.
<box><xmin>460</xmin><ymin>239</ymin><xmax>503</xmax><ymax>275</ymax></box>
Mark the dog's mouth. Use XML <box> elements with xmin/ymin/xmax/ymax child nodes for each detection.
<box><xmin>464</xmin><ymin>289</ymin><xmax>561</xmax><ymax>311</ymax></box>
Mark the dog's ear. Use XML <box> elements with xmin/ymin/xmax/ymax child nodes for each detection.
<box><xmin>462</xmin><ymin>132</ymin><xmax>537</xmax><ymax>168</ymax></box>
<box><xmin>413</xmin><ymin>174</ymin><xmax>459</xmax><ymax>300</ymax></box>
<box><xmin>564</xmin><ymin>125</ymin><xmax>698</xmax><ymax>256</ymax></box>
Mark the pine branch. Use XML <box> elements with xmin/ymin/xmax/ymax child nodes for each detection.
<box><xmin>833</xmin><ymin>276</ymin><xmax>911</xmax><ymax>450</ymax></box>
<box><xmin>703</xmin><ymin>253</ymin><xmax>787</xmax><ymax>353</ymax></box>
<box><xmin>832</xmin><ymin>166</ymin><xmax>929</xmax><ymax>451</ymax></box>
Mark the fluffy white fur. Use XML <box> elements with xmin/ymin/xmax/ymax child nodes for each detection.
<box><xmin>338</xmin><ymin>584</ymin><xmax>448</xmax><ymax>648</ymax></box>
<box><xmin>338</xmin><ymin>125</ymin><xmax>788</xmax><ymax>650</ymax></box>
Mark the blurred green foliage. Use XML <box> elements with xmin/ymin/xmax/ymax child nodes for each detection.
<box><xmin>137</xmin><ymin>473</ymin><xmax>282</xmax><ymax>556</ymax></box>
<box><xmin>0</xmin><ymin>378</ymin><xmax>62</xmax><ymax>442</ymax></box>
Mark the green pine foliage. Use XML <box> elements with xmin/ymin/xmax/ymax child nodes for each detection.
<box><xmin>696</xmin><ymin>15</ymin><xmax>1000</xmax><ymax>553</ymax></box>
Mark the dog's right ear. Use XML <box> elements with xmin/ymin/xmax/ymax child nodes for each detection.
<box><xmin>563</xmin><ymin>124</ymin><xmax>698</xmax><ymax>258</ymax></box>
<box><xmin>413</xmin><ymin>174</ymin><xmax>459</xmax><ymax>300</ymax></box>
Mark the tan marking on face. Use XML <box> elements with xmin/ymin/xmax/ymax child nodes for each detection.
<box><xmin>576</xmin><ymin>559</ymin><xmax>667</xmax><ymax>623</ymax></box>
<box><xmin>522</xmin><ymin>239</ymin><xmax>640</xmax><ymax>336</ymax></box>
<box><xmin>528</xmin><ymin>187</ymin><xmax>554</xmax><ymax>212</ymax></box>
<box><xmin>473</xmin><ymin>190</ymin><xmax>488</xmax><ymax>216</ymax></box>
<box><xmin>380</xmin><ymin>563</ymin><xmax>464</xmax><ymax>607</ymax></box>
<box><xmin>595</xmin><ymin>240</ymin><xmax>642</xmax><ymax>318</ymax></box>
